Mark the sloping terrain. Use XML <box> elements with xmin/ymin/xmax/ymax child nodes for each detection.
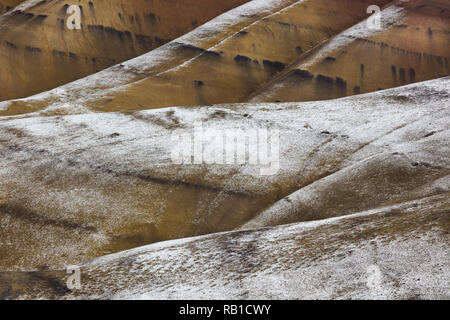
<box><xmin>0</xmin><ymin>0</ymin><xmax>250</xmax><ymax>101</ymax></box>
<box><xmin>0</xmin><ymin>0</ymin><xmax>394</xmax><ymax>117</ymax></box>
<box><xmin>1</xmin><ymin>0</ymin><xmax>447</xmax><ymax>118</ymax></box>
<box><xmin>0</xmin><ymin>0</ymin><xmax>448</xmax><ymax>301</ymax></box>
<box><xmin>0</xmin><ymin>77</ymin><xmax>448</xmax><ymax>272</ymax></box>
<box><xmin>1</xmin><ymin>192</ymin><xmax>448</xmax><ymax>299</ymax></box>
<box><xmin>250</xmin><ymin>0</ymin><xmax>450</xmax><ymax>102</ymax></box>
<box><xmin>0</xmin><ymin>0</ymin><xmax>23</xmax><ymax>14</ymax></box>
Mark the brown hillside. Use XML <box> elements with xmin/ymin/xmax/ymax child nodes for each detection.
<box><xmin>0</xmin><ymin>0</ymin><xmax>250</xmax><ymax>102</ymax></box>
<box><xmin>249</xmin><ymin>0</ymin><xmax>450</xmax><ymax>103</ymax></box>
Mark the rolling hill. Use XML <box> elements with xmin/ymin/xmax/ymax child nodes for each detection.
<box><xmin>0</xmin><ymin>0</ymin><xmax>249</xmax><ymax>101</ymax></box>
<box><xmin>0</xmin><ymin>0</ymin><xmax>448</xmax><ymax>300</ymax></box>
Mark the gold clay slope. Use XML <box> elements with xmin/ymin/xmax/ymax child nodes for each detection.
<box><xmin>0</xmin><ymin>0</ymin><xmax>250</xmax><ymax>101</ymax></box>
<box><xmin>0</xmin><ymin>0</ymin><xmax>394</xmax><ymax>117</ymax></box>
<box><xmin>0</xmin><ymin>77</ymin><xmax>448</xmax><ymax>271</ymax></box>
<box><xmin>249</xmin><ymin>0</ymin><xmax>450</xmax><ymax>103</ymax></box>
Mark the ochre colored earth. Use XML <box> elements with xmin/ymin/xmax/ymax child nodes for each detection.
<box><xmin>0</xmin><ymin>0</ymin><xmax>448</xmax><ymax>299</ymax></box>
<box><xmin>0</xmin><ymin>0</ymin><xmax>23</xmax><ymax>14</ymax></box>
<box><xmin>0</xmin><ymin>0</ymin><xmax>250</xmax><ymax>102</ymax></box>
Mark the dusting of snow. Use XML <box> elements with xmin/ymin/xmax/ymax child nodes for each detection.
<box><xmin>0</xmin><ymin>77</ymin><xmax>448</xmax><ymax>272</ymax></box>
<box><xmin>297</xmin><ymin>4</ymin><xmax>405</xmax><ymax>70</ymax></box>
<box><xmin>67</xmin><ymin>194</ymin><xmax>449</xmax><ymax>300</ymax></box>
<box><xmin>0</xmin><ymin>0</ymin><xmax>296</xmax><ymax>117</ymax></box>
<box><xmin>176</xmin><ymin>0</ymin><xmax>292</xmax><ymax>46</ymax></box>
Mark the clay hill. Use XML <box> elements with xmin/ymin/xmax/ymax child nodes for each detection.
<box><xmin>249</xmin><ymin>0</ymin><xmax>450</xmax><ymax>102</ymax></box>
<box><xmin>0</xmin><ymin>0</ymin><xmax>448</xmax><ymax>300</ymax></box>
<box><xmin>0</xmin><ymin>0</ymin><xmax>249</xmax><ymax>101</ymax></box>
<box><xmin>0</xmin><ymin>0</ymin><xmax>23</xmax><ymax>14</ymax></box>
<box><xmin>0</xmin><ymin>0</ymin><xmax>448</xmax><ymax>118</ymax></box>
<box><xmin>0</xmin><ymin>0</ymin><xmax>396</xmax><ymax>115</ymax></box>
<box><xmin>0</xmin><ymin>77</ymin><xmax>448</xmax><ymax>299</ymax></box>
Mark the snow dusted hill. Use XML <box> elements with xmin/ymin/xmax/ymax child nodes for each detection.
<box><xmin>0</xmin><ymin>0</ymin><xmax>394</xmax><ymax>117</ymax></box>
<box><xmin>0</xmin><ymin>0</ymin><xmax>297</xmax><ymax>115</ymax></box>
<box><xmin>0</xmin><ymin>0</ymin><xmax>447</xmax><ymax>302</ymax></box>
<box><xmin>2</xmin><ymin>192</ymin><xmax>448</xmax><ymax>299</ymax></box>
<box><xmin>249</xmin><ymin>0</ymin><xmax>450</xmax><ymax>103</ymax></box>
<box><xmin>0</xmin><ymin>77</ymin><xmax>448</xmax><ymax>276</ymax></box>
<box><xmin>1</xmin><ymin>0</ymin><xmax>447</xmax><ymax>118</ymax></box>
<box><xmin>0</xmin><ymin>0</ymin><xmax>23</xmax><ymax>14</ymax></box>
<box><xmin>58</xmin><ymin>192</ymin><xmax>450</xmax><ymax>300</ymax></box>
<box><xmin>0</xmin><ymin>0</ymin><xmax>250</xmax><ymax>102</ymax></box>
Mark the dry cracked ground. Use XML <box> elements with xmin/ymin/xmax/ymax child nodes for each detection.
<box><xmin>0</xmin><ymin>0</ymin><xmax>448</xmax><ymax>300</ymax></box>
